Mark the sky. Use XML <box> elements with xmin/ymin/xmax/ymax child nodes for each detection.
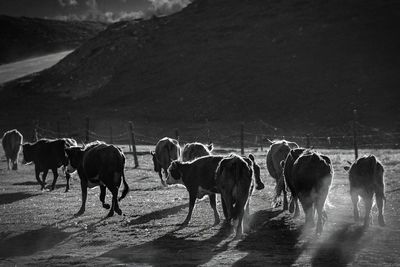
<box><xmin>0</xmin><ymin>0</ymin><xmax>191</xmax><ymax>22</ymax></box>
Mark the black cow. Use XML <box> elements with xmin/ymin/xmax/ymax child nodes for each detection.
<box><xmin>282</xmin><ymin>148</ymin><xmax>307</xmax><ymax>217</ymax></box>
<box><xmin>290</xmin><ymin>151</ymin><xmax>333</xmax><ymax>234</ymax></box>
<box><xmin>65</xmin><ymin>141</ymin><xmax>129</xmax><ymax>217</ymax></box>
<box><xmin>166</xmin><ymin>155</ymin><xmax>224</xmax><ymax>226</ymax></box>
<box><xmin>22</xmin><ymin>138</ymin><xmax>76</xmax><ymax>191</ymax></box>
<box><xmin>344</xmin><ymin>155</ymin><xmax>386</xmax><ymax>227</ymax></box>
<box><xmin>215</xmin><ymin>154</ymin><xmax>254</xmax><ymax>238</ymax></box>
<box><xmin>151</xmin><ymin>137</ymin><xmax>181</xmax><ymax>186</ymax></box>
<box><xmin>2</xmin><ymin>129</ymin><xmax>23</xmax><ymax>170</ymax></box>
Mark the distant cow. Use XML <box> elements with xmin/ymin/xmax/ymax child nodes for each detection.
<box><xmin>22</xmin><ymin>138</ymin><xmax>76</xmax><ymax>191</ymax></box>
<box><xmin>282</xmin><ymin>148</ymin><xmax>307</xmax><ymax>217</ymax></box>
<box><xmin>2</xmin><ymin>129</ymin><xmax>23</xmax><ymax>170</ymax></box>
<box><xmin>344</xmin><ymin>155</ymin><xmax>385</xmax><ymax>227</ymax></box>
<box><xmin>66</xmin><ymin>141</ymin><xmax>129</xmax><ymax>217</ymax></box>
<box><xmin>151</xmin><ymin>137</ymin><xmax>180</xmax><ymax>186</ymax></box>
<box><xmin>182</xmin><ymin>142</ymin><xmax>213</xmax><ymax>161</ymax></box>
<box><xmin>166</xmin><ymin>155</ymin><xmax>224</xmax><ymax>226</ymax></box>
<box><xmin>215</xmin><ymin>154</ymin><xmax>254</xmax><ymax>238</ymax></box>
<box><xmin>266</xmin><ymin>139</ymin><xmax>299</xmax><ymax>209</ymax></box>
<box><xmin>291</xmin><ymin>151</ymin><xmax>333</xmax><ymax>234</ymax></box>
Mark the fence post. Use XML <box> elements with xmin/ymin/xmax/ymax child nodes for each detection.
<box><xmin>33</xmin><ymin>120</ymin><xmax>39</xmax><ymax>142</ymax></box>
<box><xmin>85</xmin><ymin>117</ymin><xmax>90</xmax><ymax>143</ymax></box>
<box><xmin>240</xmin><ymin>123</ymin><xmax>244</xmax><ymax>155</ymax></box>
<box><xmin>110</xmin><ymin>126</ymin><xmax>113</xmax><ymax>144</ymax></box>
<box><xmin>206</xmin><ymin>118</ymin><xmax>211</xmax><ymax>144</ymax></box>
<box><xmin>129</xmin><ymin>121</ymin><xmax>139</xmax><ymax>168</ymax></box>
<box><xmin>306</xmin><ymin>134</ymin><xmax>311</xmax><ymax>148</ymax></box>
<box><xmin>352</xmin><ymin>109</ymin><xmax>358</xmax><ymax>160</ymax></box>
<box><xmin>175</xmin><ymin>128</ymin><xmax>180</xmax><ymax>142</ymax></box>
<box><xmin>260</xmin><ymin>135</ymin><xmax>264</xmax><ymax>151</ymax></box>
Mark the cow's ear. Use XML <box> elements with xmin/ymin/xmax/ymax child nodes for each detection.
<box><xmin>344</xmin><ymin>166</ymin><xmax>350</xmax><ymax>171</ymax></box>
<box><xmin>248</xmin><ymin>153</ymin><xmax>255</xmax><ymax>161</ymax></box>
<box><xmin>346</xmin><ymin>160</ymin><xmax>352</xmax><ymax>165</ymax></box>
<box><xmin>150</xmin><ymin>151</ymin><xmax>155</xmax><ymax>156</ymax></box>
<box><xmin>207</xmin><ymin>143</ymin><xmax>213</xmax><ymax>152</ymax></box>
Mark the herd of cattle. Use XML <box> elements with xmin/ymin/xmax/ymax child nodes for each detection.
<box><xmin>2</xmin><ymin>129</ymin><xmax>386</xmax><ymax>238</ymax></box>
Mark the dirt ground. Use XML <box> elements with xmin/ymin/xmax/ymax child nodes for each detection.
<box><xmin>0</xmin><ymin>146</ymin><xmax>399</xmax><ymax>266</ymax></box>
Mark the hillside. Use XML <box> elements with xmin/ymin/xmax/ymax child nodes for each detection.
<box><xmin>0</xmin><ymin>15</ymin><xmax>107</xmax><ymax>64</ymax></box>
<box><xmin>1</xmin><ymin>0</ymin><xmax>400</xmax><ymax>137</ymax></box>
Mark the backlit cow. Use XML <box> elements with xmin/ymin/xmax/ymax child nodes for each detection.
<box><xmin>166</xmin><ymin>155</ymin><xmax>224</xmax><ymax>226</ymax></box>
<box><xmin>2</xmin><ymin>129</ymin><xmax>23</xmax><ymax>170</ymax></box>
<box><xmin>266</xmin><ymin>139</ymin><xmax>298</xmax><ymax>209</ymax></box>
<box><xmin>344</xmin><ymin>155</ymin><xmax>385</xmax><ymax>227</ymax></box>
<box><xmin>22</xmin><ymin>138</ymin><xmax>76</xmax><ymax>191</ymax></box>
<box><xmin>282</xmin><ymin>148</ymin><xmax>307</xmax><ymax>217</ymax></box>
<box><xmin>66</xmin><ymin>141</ymin><xmax>129</xmax><ymax>217</ymax></box>
<box><xmin>182</xmin><ymin>142</ymin><xmax>213</xmax><ymax>161</ymax></box>
<box><xmin>215</xmin><ymin>154</ymin><xmax>253</xmax><ymax>238</ymax></box>
<box><xmin>151</xmin><ymin>137</ymin><xmax>180</xmax><ymax>186</ymax></box>
<box><xmin>291</xmin><ymin>151</ymin><xmax>333</xmax><ymax>234</ymax></box>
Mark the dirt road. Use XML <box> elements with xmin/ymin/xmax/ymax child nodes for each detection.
<box><xmin>0</xmin><ymin>147</ymin><xmax>399</xmax><ymax>266</ymax></box>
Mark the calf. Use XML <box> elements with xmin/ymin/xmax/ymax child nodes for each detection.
<box><xmin>344</xmin><ymin>155</ymin><xmax>385</xmax><ymax>227</ymax></box>
<box><xmin>215</xmin><ymin>154</ymin><xmax>254</xmax><ymax>238</ymax></box>
<box><xmin>266</xmin><ymin>139</ymin><xmax>299</xmax><ymax>209</ymax></box>
<box><xmin>2</xmin><ymin>129</ymin><xmax>23</xmax><ymax>170</ymax></box>
<box><xmin>22</xmin><ymin>138</ymin><xmax>75</xmax><ymax>191</ymax></box>
<box><xmin>291</xmin><ymin>151</ymin><xmax>333</xmax><ymax>234</ymax></box>
<box><xmin>282</xmin><ymin>148</ymin><xmax>307</xmax><ymax>217</ymax></box>
<box><xmin>166</xmin><ymin>155</ymin><xmax>224</xmax><ymax>226</ymax></box>
<box><xmin>151</xmin><ymin>137</ymin><xmax>180</xmax><ymax>186</ymax></box>
<box><xmin>66</xmin><ymin>141</ymin><xmax>129</xmax><ymax>217</ymax></box>
<box><xmin>182</xmin><ymin>142</ymin><xmax>213</xmax><ymax>161</ymax></box>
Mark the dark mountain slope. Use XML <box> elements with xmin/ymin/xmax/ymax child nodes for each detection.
<box><xmin>0</xmin><ymin>15</ymin><xmax>107</xmax><ymax>64</ymax></box>
<box><xmin>1</xmin><ymin>0</ymin><xmax>399</xmax><ymax>135</ymax></box>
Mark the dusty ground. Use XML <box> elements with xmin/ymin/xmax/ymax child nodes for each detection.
<box><xmin>0</xmin><ymin>146</ymin><xmax>399</xmax><ymax>266</ymax></box>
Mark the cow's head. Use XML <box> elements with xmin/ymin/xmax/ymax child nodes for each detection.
<box><xmin>150</xmin><ymin>151</ymin><xmax>161</xmax><ymax>172</ymax></box>
<box><xmin>166</xmin><ymin>160</ymin><xmax>184</xmax><ymax>185</ymax></box>
<box><xmin>21</xmin><ymin>143</ymin><xmax>34</xmax><ymax>164</ymax></box>
<box><xmin>248</xmin><ymin>154</ymin><xmax>264</xmax><ymax>190</ymax></box>
<box><xmin>65</xmin><ymin>146</ymin><xmax>84</xmax><ymax>173</ymax></box>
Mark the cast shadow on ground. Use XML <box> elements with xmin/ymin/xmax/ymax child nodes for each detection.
<box><xmin>233</xmin><ymin>209</ymin><xmax>305</xmax><ymax>266</ymax></box>
<box><xmin>0</xmin><ymin>226</ymin><xmax>71</xmax><ymax>258</ymax></box>
<box><xmin>126</xmin><ymin>203</ymin><xmax>189</xmax><ymax>226</ymax></box>
<box><xmin>311</xmin><ymin>223</ymin><xmax>365</xmax><ymax>267</ymax></box>
<box><xmin>99</xmin><ymin>223</ymin><xmax>233</xmax><ymax>266</ymax></box>
<box><xmin>0</xmin><ymin>192</ymin><xmax>39</xmax><ymax>205</ymax></box>
<box><xmin>12</xmin><ymin>181</ymin><xmax>39</xmax><ymax>186</ymax></box>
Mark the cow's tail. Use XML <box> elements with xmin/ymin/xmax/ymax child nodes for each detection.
<box><xmin>118</xmin><ymin>170</ymin><xmax>130</xmax><ymax>202</ymax></box>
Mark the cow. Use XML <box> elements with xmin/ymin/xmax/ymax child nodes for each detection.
<box><xmin>65</xmin><ymin>141</ymin><xmax>129</xmax><ymax>217</ymax></box>
<box><xmin>215</xmin><ymin>154</ymin><xmax>254</xmax><ymax>238</ymax></box>
<box><xmin>344</xmin><ymin>155</ymin><xmax>385</xmax><ymax>227</ymax></box>
<box><xmin>151</xmin><ymin>137</ymin><xmax>180</xmax><ymax>186</ymax></box>
<box><xmin>182</xmin><ymin>142</ymin><xmax>213</xmax><ymax>162</ymax></box>
<box><xmin>166</xmin><ymin>155</ymin><xmax>225</xmax><ymax>226</ymax></box>
<box><xmin>290</xmin><ymin>151</ymin><xmax>333</xmax><ymax>234</ymax></box>
<box><xmin>282</xmin><ymin>148</ymin><xmax>307</xmax><ymax>217</ymax></box>
<box><xmin>266</xmin><ymin>139</ymin><xmax>299</xmax><ymax>209</ymax></box>
<box><xmin>22</xmin><ymin>138</ymin><xmax>76</xmax><ymax>191</ymax></box>
<box><xmin>2</xmin><ymin>129</ymin><xmax>23</xmax><ymax>170</ymax></box>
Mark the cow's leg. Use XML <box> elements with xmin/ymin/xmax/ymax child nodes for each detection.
<box><xmin>12</xmin><ymin>158</ymin><xmax>18</xmax><ymax>170</ymax></box>
<box><xmin>283</xmin><ymin>188</ymin><xmax>288</xmax><ymax>211</ymax></box>
<box><xmin>99</xmin><ymin>185</ymin><xmax>110</xmax><ymax>209</ymax></box>
<box><xmin>6</xmin><ymin>157</ymin><xmax>10</xmax><ymax>170</ymax></box>
<box><xmin>34</xmin><ymin>167</ymin><xmax>44</xmax><ymax>189</ymax></box>
<box><xmin>208</xmin><ymin>194</ymin><xmax>220</xmax><ymax>225</ymax></box>
<box><xmin>376</xmin><ymin>190</ymin><xmax>385</xmax><ymax>227</ymax></box>
<box><xmin>180</xmin><ymin>191</ymin><xmax>197</xmax><ymax>226</ymax></box>
<box><xmin>300</xmin><ymin>195</ymin><xmax>315</xmax><ymax>228</ymax></box>
<box><xmin>50</xmin><ymin>168</ymin><xmax>58</xmax><ymax>191</ymax></box>
<box><xmin>221</xmin><ymin>197</ymin><xmax>229</xmax><ymax>221</ymax></box>
<box><xmin>316</xmin><ymin>191</ymin><xmax>329</xmax><ymax>234</ymax></box>
<box><xmin>234</xmin><ymin>197</ymin><xmax>247</xmax><ymax>239</ymax></box>
<box><xmin>363</xmin><ymin>195</ymin><xmax>373</xmax><ymax>228</ymax></box>
<box><xmin>65</xmin><ymin>171</ymin><xmax>71</xmax><ymax>193</ymax></box>
<box><xmin>104</xmin><ymin>174</ymin><xmax>122</xmax><ymax>217</ymax></box>
<box><xmin>350</xmin><ymin>189</ymin><xmax>360</xmax><ymax>222</ymax></box>
<box><xmin>41</xmin><ymin>169</ymin><xmax>49</xmax><ymax>190</ymax></box>
<box><xmin>75</xmin><ymin>179</ymin><xmax>88</xmax><ymax>216</ymax></box>
<box><xmin>159</xmin><ymin>170</ymin><xmax>166</xmax><ymax>186</ymax></box>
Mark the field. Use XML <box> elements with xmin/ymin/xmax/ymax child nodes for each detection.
<box><xmin>0</xmin><ymin>146</ymin><xmax>400</xmax><ymax>266</ymax></box>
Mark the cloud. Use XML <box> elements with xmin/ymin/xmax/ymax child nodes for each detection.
<box><xmin>58</xmin><ymin>0</ymin><xmax>78</xmax><ymax>7</ymax></box>
<box><xmin>147</xmin><ymin>0</ymin><xmax>192</xmax><ymax>17</ymax></box>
